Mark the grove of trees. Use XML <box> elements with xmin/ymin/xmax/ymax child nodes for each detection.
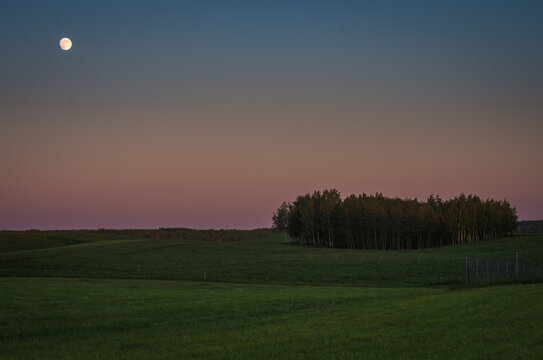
<box><xmin>272</xmin><ymin>189</ymin><xmax>517</xmax><ymax>249</ymax></box>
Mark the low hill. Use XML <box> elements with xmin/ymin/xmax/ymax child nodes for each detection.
<box><xmin>1</xmin><ymin>232</ymin><xmax>541</xmax><ymax>287</ymax></box>
<box><xmin>99</xmin><ymin>227</ymin><xmax>275</xmax><ymax>241</ymax></box>
<box><xmin>0</xmin><ymin>228</ymin><xmax>275</xmax><ymax>253</ymax></box>
<box><xmin>0</xmin><ymin>231</ymin><xmax>135</xmax><ymax>253</ymax></box>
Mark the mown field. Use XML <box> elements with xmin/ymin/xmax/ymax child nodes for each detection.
<box><xmin>1</xmin><ymin>232</ymin><xmax>542</xmax><ymax>359</ymax></box>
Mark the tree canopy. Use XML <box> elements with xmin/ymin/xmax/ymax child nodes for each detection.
<box><xmin>273</xmin><ymin>190</ymin><xmax>517</xmax><ymax>249</ymax></box>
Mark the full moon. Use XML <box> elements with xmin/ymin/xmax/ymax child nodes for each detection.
<box><xmin>59</xmin><ymin>37</ymin><xmax>72</xmax><ymax>51</ymax></box>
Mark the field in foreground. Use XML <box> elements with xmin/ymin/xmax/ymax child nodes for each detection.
<box><xmin>0</xmin><ymin>233</ymin><xmax>542</xmax><ymax>359</ymax></box>
<box><xmin>1</xmin><ymin>278</ymin><xmax>542</xmax><ymax>359</ymax></box>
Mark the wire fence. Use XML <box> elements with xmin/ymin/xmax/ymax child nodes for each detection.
<box><xmin>465</xmin><ymin>252</ymin><xmax>542</xmax><ymax>286</ymax></box>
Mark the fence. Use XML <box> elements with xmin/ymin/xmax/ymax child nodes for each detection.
<box><xmin>465</xmin><ymin>252</ymin><xmax>542</xmax><ymax>286</ymax></box>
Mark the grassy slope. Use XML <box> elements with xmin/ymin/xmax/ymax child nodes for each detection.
<box><xmin>1</xmin><ymin>234</ymin><xmax>542</xmax><ymax>287</ymax></box>
<box><xmin>0</xmin><ymin>232</ymin><xmax>134</xmax><ymax>253</ymax></box>
<box><xmin>1</xmin><ymin>233</ymin><xmax>542</xmax><ymax>359</ymax></box>
<box><xmin>1</xmin><ymin>278</ymin><xmax>541</xmax><ymax>359</ymax></box>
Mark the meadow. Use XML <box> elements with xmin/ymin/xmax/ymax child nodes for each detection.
<box><xmin>1</xmin><ymin>232</ymin><xmax>542</xmax><ymax>359</ymax></box>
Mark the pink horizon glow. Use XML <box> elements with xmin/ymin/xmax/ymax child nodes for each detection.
<box><xmin>1</xmin><ymin>98</ymin><xmax>541</xmax><ymax>230</ymax></box>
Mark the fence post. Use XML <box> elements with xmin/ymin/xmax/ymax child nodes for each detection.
<box><xmin>476</xmin><ymin>258</ymin><xmax>479</xmax><ymax>278</ymax></box>
<box><xmin>516</xmin><ymin>252</ymin><xmax>519</xmax><ymax>278</ymax></box>
<box><xmin>466</xmin><ymin>257</ymin><xmax>469</xmax><ymax>285</ymax></box>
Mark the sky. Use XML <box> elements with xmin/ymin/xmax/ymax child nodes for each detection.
<box><xmin>1</xmin><ymin>0</ymin><xmax>542</xmax><ymax>230</ymax></box>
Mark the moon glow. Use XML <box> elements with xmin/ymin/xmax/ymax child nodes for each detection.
<box><xmin>59</xmin><ymin>37</ymin><xmax>72</xmax><ymax>51</ymax></box>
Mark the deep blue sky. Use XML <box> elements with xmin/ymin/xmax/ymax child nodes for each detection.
<box><xmin>3</xmin><ymin>0</ymin><xmax>542</xmax><ymax>91</ymax></box>
<box><xmin>1</xmin><ymin>1</ymin><xmax>543</xmax><ymax>229</ymax></box>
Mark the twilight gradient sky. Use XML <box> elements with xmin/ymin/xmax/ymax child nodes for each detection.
<box><xmin>1</xmin><ymin>0</ymin><xmax>543</xmax><ymax>229</ymax></box>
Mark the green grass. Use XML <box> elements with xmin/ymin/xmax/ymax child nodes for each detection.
<box><xmin>1</xmin><ymin>234</ymin><xmax>542</xmax><ymax>287</ymax></box>
<box><xmin>0</xmin><ymin>231</ymin><xmax>135</xmax><ymax>253</ymax></box>
<box><xmin>1</xmin><ymin>233</ymin><xmax>542</xmax><ymax>359</ymax></box>
<box><xmin>1</xmin><ymin>278</ymin><xmax>541</xmax><ymax>359</ymax></box>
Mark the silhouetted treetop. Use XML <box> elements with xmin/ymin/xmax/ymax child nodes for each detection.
<box><xmin>273</xmin><ymin>190</ymin><xmax>517</xmax><ymax>249</ymax></box>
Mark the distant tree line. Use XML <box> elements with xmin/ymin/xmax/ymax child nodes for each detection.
<box><xmin>516</xmin><ymin>220</ymin><xmax>543</xmax><ymax>234</ymax></box>
<box><xmin>272</xmin><ymin>190</ymin><xmax>517</xmax><ymax>249</ymax></box>
<box><xmin>97</xmin><ymin>228</ymin><xmax>275</xmax><ymax>242</ymax></box>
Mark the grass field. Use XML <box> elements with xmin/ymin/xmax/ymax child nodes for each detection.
<box><xmin>1</xmin><ymin>233</ymin><xmax>542</xmax><ymax>359</ymax></box>
<box><xmin>0</xmin><ymin>231</ymin><xmax>134</xmax><ymax>253</ymax></box>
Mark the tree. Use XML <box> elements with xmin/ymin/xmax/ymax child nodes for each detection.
<box><xmin>272</xmin><ymin>201</ymin><xmax>291</xmax><ymax>241</ymax></box>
